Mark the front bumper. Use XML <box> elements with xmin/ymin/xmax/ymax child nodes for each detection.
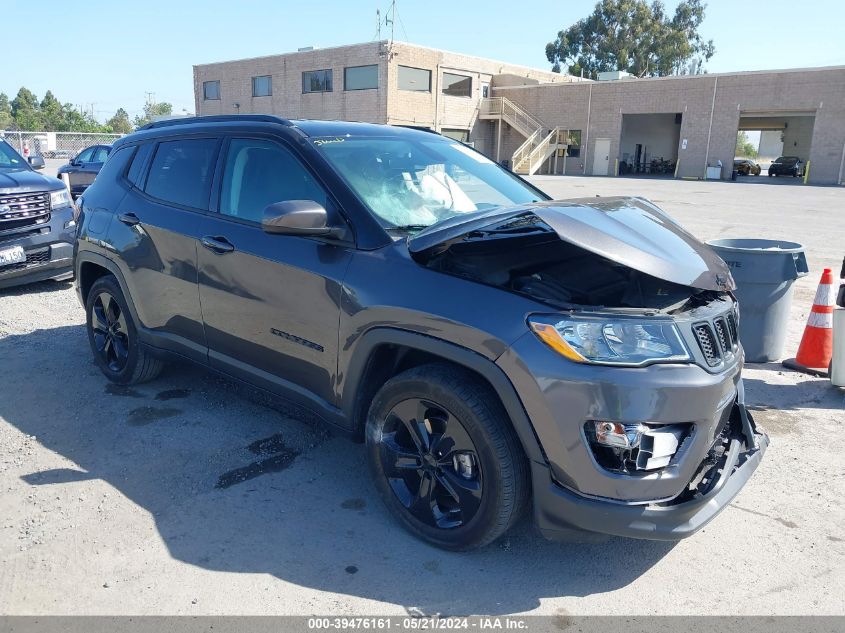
<box><xmin>0</xmin><ymin>206</ymin><xmax>75</xmax><ymax>290</ymax></box>
<box><xmin>533</xmin><ymin>402</ymin><xmax>768</xmax><ymax>540</ymax></box>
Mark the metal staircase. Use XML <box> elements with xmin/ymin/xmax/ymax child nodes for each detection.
<box><xmin>479</xmin><ymin>97</ymin><xmax>569</xmax><ymax>175</ymax></box>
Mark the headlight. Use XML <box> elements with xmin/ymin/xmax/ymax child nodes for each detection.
<box><xmin>50</xmin><ymin>188</ymin><xmax>72</xmax><ymax>209</ymax></box>
<box><xmin>528</xmin><ymin>315</ymin><xmax>691</xmax><ymax>366</ymax></box>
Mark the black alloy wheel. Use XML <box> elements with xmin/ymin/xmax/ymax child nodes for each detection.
<box><xmin>377</xmin><ymin>397</ymin><xmax>483</xmax><ymax>529</ymax></box>
<box><xmin>90</xmin><ymin>291</ymin><xmax>130</xmax><ymax>372</ymax></box>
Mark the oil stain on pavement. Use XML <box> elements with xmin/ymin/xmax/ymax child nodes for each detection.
<box><xmin>155</xmin><ymin>389</ymin><xmax>191</xmax><ymax>401</ymax></box>
<box><xmin>215</xmin><ymin>433</ymin><xmax>300</xmax><ymax>489</ymax></box>
<box><xmin>126</xmin><ymin>406</ymin><xmax>182</xmax><ymax>426</ymax></box>
<box><xmin>105</xmin><ymin>384</ymin><xmax>145</xmax><ymax>398</ymax></box>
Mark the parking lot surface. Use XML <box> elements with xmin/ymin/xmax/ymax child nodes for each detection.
<box><xmin>1</xmin><ymin>176</ymin><xmax>843</xmax><ymax>616</ymax></box>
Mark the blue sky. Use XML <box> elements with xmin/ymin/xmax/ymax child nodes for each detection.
<box><xmin>5</xmin><ymin>0</ymin><xmax>845</xmax><ymax>122</ymax></box>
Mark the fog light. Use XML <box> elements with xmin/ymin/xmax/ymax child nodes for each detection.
<box><xmin>593</xmin><ymin>421</ymin><xmax>647</xmax><ymax>449</ymax></box>
<box><xmin>587</xmin><ymin>421</ymin><xmax>691</xmax><ymax>473</ymax></box>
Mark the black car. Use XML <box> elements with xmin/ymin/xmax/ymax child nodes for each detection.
<box><xmin>0</xmin><ymin>139</ymin><xmax>76</xmax><ymax>290</ymax></box>
<box><xmin>57</xmin><ymin>144</ymin><xmax>111</xmax><ymax>197</ymax></box>
<box><xmin>74</xmin><ymin>115</ymin><xmax>766</xmax><ymax>550</ymax></box>
<box><xmin>768</xmin><ymin>155</ymin><xmax>803</xmax><ymax>177</ymax></box>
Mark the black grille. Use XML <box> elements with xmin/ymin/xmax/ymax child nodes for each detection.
<box><xmin>0</xmin><ymin>191</ymin><xmax>51</xmax><ymax>234</ymax></box>
<box><xmin>2</xmin><ymin>247</ymin><xmax>51</xmax><ymax>272</ymax></box>
<box><xmin>713</xmin><ymin>317</ymin><xmax>732</xmax><ymax>353</ymax></box>
<box><xmin>727</xmin><ymin>311</ymin><xmax>739</xmax><ymax>346</ymax></box>
<box><xmin>693</xmin><ymin>323</ymin><xmax>722</xmax><ymax>366</ymax></box>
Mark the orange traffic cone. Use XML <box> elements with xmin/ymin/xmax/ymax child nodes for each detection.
<box><xmin>783</xmin><ymin>268</ymin><xmax>836</xmax><ymax>376</ymax></box>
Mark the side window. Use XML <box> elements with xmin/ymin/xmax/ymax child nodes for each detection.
<box><xmin>91</xmin><ymin>147</ymin><xmax>110</xmax><ymax>163</ymax></box>
<box><xmin>219</xmin><ymin>138</ymin><xmax>328</xmax><ymax>224</ymax></box>
<box><xmin>144</xmin><ymin>138</ymin><xmax>218</xmax><ymax>209</ymax></box>
<box><xmin>76</xmin><ymin>147</ymin><xmax>95</xmax><ymax>163</ymax></box>
<box><xmin>126</xmin><ymin>143</ymin><xmax>153</xmax><ymax>187</ymax></box>
<box><xmin>94</xmin><ymin>146</ymin><xmax>135</xmax><ymax>183</ymax></box>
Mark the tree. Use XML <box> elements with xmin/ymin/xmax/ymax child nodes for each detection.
<box><xmin>0</xmin><ymin>93</ymin><xmax>12</xmax><ymax>129</ymax></box>
<box><xmin>40</xmin><ymin>90</ymin><xmax>64</xmax><ymax>131</ymax></box>
<box><xmin>106</xmin><ymin>108</ymin><xmax>133</xmax><ymax>134</ymax></box>
<box><xmin>133</xmin><ymin>101</ymin><xmax>173</xmax><ymax>128</ymax></box>
<box><xmin>10</xmin><ymin>87</ymin><xmax>42</xmax><ymax>130</ymax></box>
<box><xmin>736</xmin><ymin>131</ymin><xmax>758</xmax><ymax>158</ymax></box>
<box><xmin>545</xmin><ymin>0</ymin><xmax>715</xmax><ymax>79</ymax></box>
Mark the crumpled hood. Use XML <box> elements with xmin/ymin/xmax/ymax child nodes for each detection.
<box><xmin>408</xmin><ymin>196</ymin><xmax>735</xmax><ymax>292</ymax></box>
<box><xmin>0</xmin><ymin>169</ymin><xmax>64</xmax><ymax>194</ymax></box>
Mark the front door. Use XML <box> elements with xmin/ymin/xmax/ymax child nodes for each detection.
<box><xmin>197</xmin><ymin>136</ymin><xmax>353</xmax><ymax>409</ymax></box>
<box><xmin>592</xmin><ymin>138</ymin><xmax>611</xmax><ymax>176</ymax></box>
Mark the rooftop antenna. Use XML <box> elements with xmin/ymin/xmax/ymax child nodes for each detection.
<box><xmin>375</xmin><ymin>8</ymin><xmax>381</xmax><ymax>40</ymax></box>
<box><xmin>386</xmin><ymin>0</ymin><xmax>396</xmax><ymax>44</ymax></box>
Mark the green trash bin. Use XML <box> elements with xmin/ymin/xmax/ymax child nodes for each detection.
<box><xmin>706</xmin><ymin>238</ymin><xmax>809</xmax><ymax>362</ymax></box>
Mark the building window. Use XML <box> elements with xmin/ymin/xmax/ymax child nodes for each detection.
<box><xmin>302</xmin><ymin>69</ymin><xmax>333</xmax><ymax>93</ymax></box>
<box><xmin>481</xmin><ymin>83</ymin><xmax>490</xmax><ymax>98</ymax></box>
<box><xmin>398</xmin><ymin>65</ymin><xmax>431</xmax><ymax>92</ymax></box>
<box><xmin>566</xmin><ymin>130</ymin><xmax>582</xmax><ymax>158</ymax></box>
<box><xmin>442</xmin><ymin>72</ymin><xmax>472</xmax><ymax>98</ymax></box>
<box><xmin>441</xmin><ymin>128</ymin><xmax>470</xmax><ymax>143</ymax></box>
<box><xmin>203</xmin><ymin>80</ymin><xmax>220</xmax><ymax>101</ymax></box>
<box><xmin>345</xmin><ymin>65</ymin><xmax>378</xmax><ymax>91</ymax></box>
<box><xmin>252</xmin><ymin>75</ymin><xmax>272</xmax><ymax>97</ymax></box>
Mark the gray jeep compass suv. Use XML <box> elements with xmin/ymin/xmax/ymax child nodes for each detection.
<box><xmin>74</xmin><ymin>115</ymin><xmax>767</xmax><ymax>550</ymax></box>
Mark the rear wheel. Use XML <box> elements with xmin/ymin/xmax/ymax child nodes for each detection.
<box><xmin>365</xmin><ymin>364</ymin><xmax>529</xmax><ymax>550</ymax></box>
<box><xmin>85</xmin><ymin>275</ymin><xmax>163</xmax><ymax>385</ymax></box>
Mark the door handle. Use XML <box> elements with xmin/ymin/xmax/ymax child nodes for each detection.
<box><xmin>201</xmin><ymin>235</ymin><xmax>235</xmax><ymax>254</ymax></box>
<box><xmin>118</xmin><ymin>212</ymin><xmax>140</xmax><ymax>226</ymax></box>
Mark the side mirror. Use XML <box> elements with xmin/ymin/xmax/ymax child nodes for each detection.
<box><xmin>28</xmin><ymin>155</ymin><xmax>45</xmax><ymax>170</ymax></box>
<box><xmin>262</xmin><ymin>200</ymin><xmax>344</xmax><ymax>239</ymax></box>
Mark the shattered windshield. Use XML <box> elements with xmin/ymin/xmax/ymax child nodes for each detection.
<box><xmin>312</xmin><ymin>135</ymin><xmax>546</xmax><ymax>230</ymax></box>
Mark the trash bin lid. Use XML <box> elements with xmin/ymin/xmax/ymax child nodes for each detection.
<box><xmin>706</xmin><ymin>238</ymin><xmax>808</xmax><ymax>282</ymax></box>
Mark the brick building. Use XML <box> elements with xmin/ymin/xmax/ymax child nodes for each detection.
<box><xmin>194</xmin><ymin>42</ymin><xmax>845</xmax><ymax>184</ymax></box>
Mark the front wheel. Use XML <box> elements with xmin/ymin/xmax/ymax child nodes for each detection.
<box><xmin>85</xmin><ymin>275</ymin><xmax>163</xmax><ymax>385</ymax></box>
<box><xmin>365</xmin><ymin>364</ymin><xmax>529</xmax><ymax>550</ymax></box>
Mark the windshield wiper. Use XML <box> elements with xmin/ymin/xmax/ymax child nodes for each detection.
<box><xmin>386</xmin><ymin>224</ymin><xmax>429</xmax><ymax>233</ymax></box>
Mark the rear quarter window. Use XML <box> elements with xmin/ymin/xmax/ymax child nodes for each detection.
<box><xmin>126</xmin><ymin>143</ymin><xmax>153</xmax><ymax>187</ymax></box>
<box><xmin>94</xmin><ymin>146</ymin><xmax>135</xmax><ymax>184</ymax></box>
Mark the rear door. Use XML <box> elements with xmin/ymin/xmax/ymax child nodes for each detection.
<box><xmin>109</xmin><ymin>136</ymin><xmax>221</xmax><ymax>362</ymax></box>
<box><xmin>197</xmin><ymin>135</ymin><xmax>353</xmax><ymax>409</ymax></box>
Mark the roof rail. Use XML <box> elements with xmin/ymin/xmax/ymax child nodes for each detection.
<box><xmin>138</xmin><ymin>114</ymin><xmax>292</xmax><ymax>131</ymax></box>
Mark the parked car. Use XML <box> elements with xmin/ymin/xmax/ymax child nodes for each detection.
<box><xmin>768</xmin><ymin>156</ymin><xmax>803</xmax><ymax>177</ymax></box>
<box><xmin>733</xmin><ymin>158</ymin><xmax>760</xmax><ymax>176</ymax></box>
<box><xmin>0</xmin><ymin>139</ymin><xmax>76</xmax><ymax>290</ymax></box>
<box><xmin>74</xmin><ymin>115</ymin><xmax>768</xmax><ymax>550</ymax></box>
<box><xmin>57</xmin><ymin>144</ymin><xmax>111</xmax><ymax>197</ymax></box>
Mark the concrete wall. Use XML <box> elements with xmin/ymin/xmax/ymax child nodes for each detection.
<box><xmin>758</xmin><ymin>130</ymin><xmax>783</xmax><ymax>159</ymax></box>
<box><xmin>193</xmin><ymin>42</ymin><xmax>389</xmax><ymax>123</ymax></box>
<box><xmin>494</xmin><ymin>66</ymin><xmax>845</xmax><ymax>184</ymax></box>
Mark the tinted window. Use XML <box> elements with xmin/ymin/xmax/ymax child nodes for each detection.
<box><xmin>144</xmin><ymin>138</ymin><xmax>218</xmax><ymax>209</ymax></box>
<box><xmin>203</xmin><ymin>80</ymin><xmax>220</xmax><ymax>100</ymax></box>
<box><xmin>0</xmin><ymin>140</ymin><xmax>25</xmax><ymax>169</ymax></box>
<box><xmin>219</xmin><ymin>138</ymin><xmax>327</xmax><ymax>224</ymax></box>
<box><xmin>345</xmin><ymin>65</ymin><xmax>378</xmax><ymax>90</ymax></box>
<box><xmin>76</xmin><ymin>147</ymin><xmax>95</xmax><ymax>163</ymax></box>
<box><xmin>302</xmin><ymin>69</ymin><xmax>333</xmax><ymax>93</ymax></box>
<box><xmin>94</xmin><ymin>146</ymin><xmax>135</xmax><ymax>183</ymax></box>
<box><xmin>398</xmin><ymin>66</ymin><xmax>431</xmax><ymax>91</ymax></box>
<box><xmin>252</xmin><ymin>75</ymin><xmax>272</xmax><ymax>97</ymax></box>
<box><xmin>91</xmin><ymin>146</ymin><xmax>110</xmax><ymax>163</ymax></box>
<box><xmin>442</xmin><ymin>73</ymin><xmax>472</xmax><ymax>97</ymax></box>
<box><xmin>127</xmin><ymin>143</ymin><xmax>153</xmax><ymax>187</ymax></box>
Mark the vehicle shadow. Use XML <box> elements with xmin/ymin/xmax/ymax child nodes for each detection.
<box><xmin>0</xmin><ymin>278</ymin><xmax>73</xmax><ymax>297</ymax></box>
<box><xmin>1</xmin><ymin>324</ymin><xmax>675</xmax><ymax>615</ymax></box>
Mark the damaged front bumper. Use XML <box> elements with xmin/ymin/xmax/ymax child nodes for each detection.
<box><xmin>533</xmin><ymin>400</ymin><xmax>768</xmax><ymax>541</ymax></box>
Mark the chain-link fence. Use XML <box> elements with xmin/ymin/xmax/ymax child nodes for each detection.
<box><xmin>0</xmin><ymin>130</ymin><xmax>124</xmax><ymax>159</ymax></box>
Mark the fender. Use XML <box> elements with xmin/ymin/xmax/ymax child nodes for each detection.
<box><xmin>74</xmin><ymin>250</ymin><xmax>207</xmax><ymax>364</ymax></box>
<box><xmin>341</xmin><ymin>327</ymin><xmax>547</xmax><ymax>465</ymax></box>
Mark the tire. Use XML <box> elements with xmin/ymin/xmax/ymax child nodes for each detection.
<box><xmin>365</xmin><ymin>363</ymin><xmax>529</xmax><ymax>550</ymax></box>
<box><xmin>85</xmin><ymin>275</ymin><xmax>163</xmax><ymax>385</ymax></box>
